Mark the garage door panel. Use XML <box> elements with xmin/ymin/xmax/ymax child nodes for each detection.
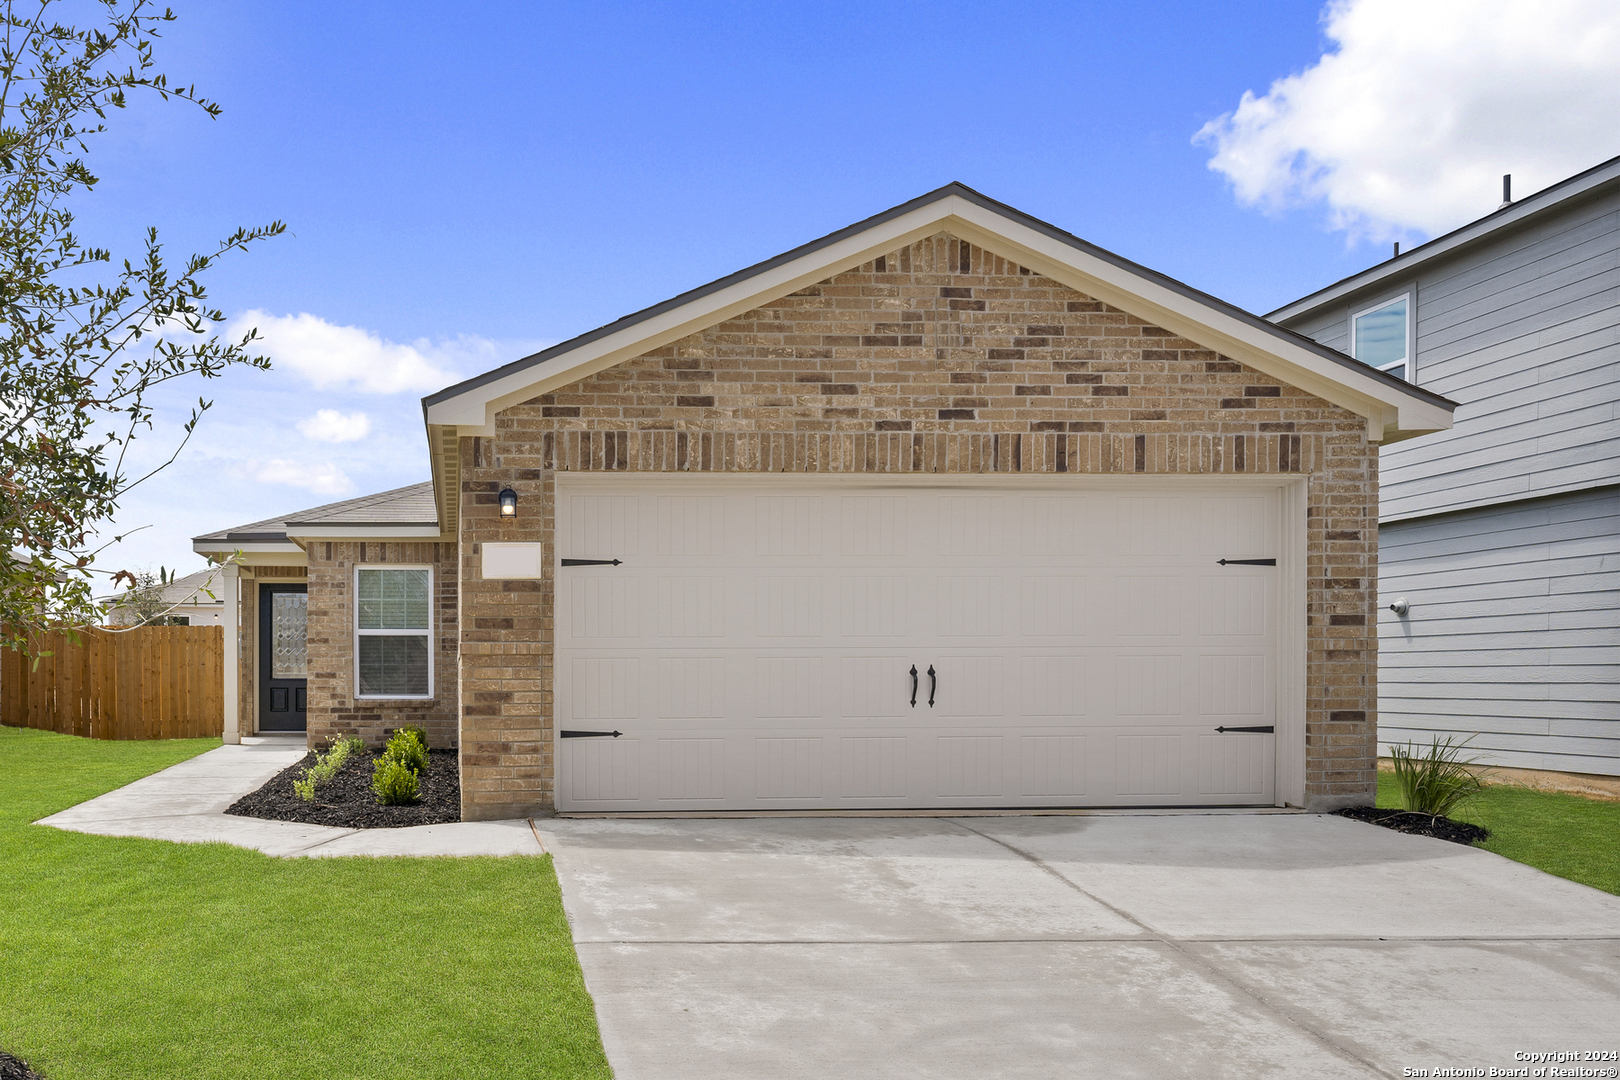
<box><xmin>656</xmin><ymin>576</ymin><xmax>726</xmax><ymax>637</ymax></box>
<box><xmin>936</xmin><ymin>495</ymin><xmax>1005</xmax><ymax>556</ymax></box>
<box><xmin>1114</xmin><ymin>575</ymin><xmax>1186</xmax><ymax>637</ymax></box>
<box><xmin>657</xmin><ymin>495</ymin><xmax>727</xmax><ymax>556</ymax></box>
<box><xmin>839</xmin><ymin>576</ymin><xmax>910</xmax><ymax>637</ymax></box>
<box><xmin>570</xmin><ymin>738</ymin><xmax>641</xmax><ymax>802</ymax></box>
<box><xmin>555</xmin><ymin>477</ymin><xmax>1282</xmax><ymax>812</ymax></box>
<box><xmin>1114</xmin><ymin>654</ymin><xmax>1183</xmax><ymax>717</ymax></box>
<box><xmin>840</xmin><ymin>495</ymin><xmax>910</xmax><ymax>556</ymax></box>
<box><xmin>838</xmin><ymin>655</ymin><xmax>913</xmax><ymax>718</ymax></box>
<box><xmin>1114</xmin><ymin>733</ymin><xmax>1184</xmax><ymax>796</ymax></box>
<box><xmin>569</xmin><ymin>657</ymin><xmax>639</xmax><ymax>721</ymax></box>
<box><xmin>656</xmin><ymin>738</ymin><xmax>727</xmax><ymax>800</ymax></box>
<box><xmin>1020</xmin><ymin>576</ymin><xmax>1090</xmax><ymax>639</ymax></box>
<box><xmin>755</xmin><ymin>657</ymin><xmax>826</xmax><ymax>719</ymax></box>
<box><xmin>755</xmin><ymin>575</ymin><xmax>825</xmax><ymax>638</ymax></box>
<box><xmin>840</xmin><ymin>736</ymin><xmax>908</xmax><ymax>799</ymax></box>
<box><xmin>755</xmin><ymin>737</ymin><xmax>824</xmax><ymax>799</ymax></box>
<box><xmin>754</xmin><ymin>495</ymin><xmax>825</xmax><ymax>557</ymax></box>
<box><xmin>936</xmin><ymin>735</ymin><xmax>1005</xmax><ymax>798</ymax></box>
<box><xmin>1021</xmin><ymin>735</ymin><xmax>1088</xmax><ymax>796</ymax></box>
<box><xmin>936</xmin><ymin>575</ymin><xmax>1004</xmax><ymax>638</ymax></box>
<box><xmin>1020</xmin><ymin>656</ymin><xmax>1089</xmax><ymax>716</ymax></box>
<box><xmin>1197</xmin><ymin>733</ymin><xmax>1269</xmax><ymax>796</ymax></box>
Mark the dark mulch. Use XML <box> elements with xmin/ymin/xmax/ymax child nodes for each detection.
<box><xmin>1336</xmin><ymin>806</ymin><xmax>1490</xmax><ymax>846</ymax></box>
<box><xmin>225</xmin><ymin>747</ymin><xmax>460</xmax><ymax>829</ymax></box>
<box><xmin>0</xmin><ymin>1051</ymin><xmax>46</xmax><ymax>1080</ymax></box>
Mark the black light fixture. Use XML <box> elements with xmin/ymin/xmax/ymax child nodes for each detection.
<box><xmin>498</xmin><ymin>487</ymin><xmax>517</xmax><ymax>518</ymax></box>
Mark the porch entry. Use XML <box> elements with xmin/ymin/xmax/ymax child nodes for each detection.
<box><xmin>259</xmin><ymin>582</ymin><xmax>308</xmax><ymax>732</ymax></box>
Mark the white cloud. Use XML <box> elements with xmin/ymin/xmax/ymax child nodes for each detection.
<box><xmin>296</xmin><ymin>408</ymin><xmax>372</xmax><ymax>443</ymax></box>
<box><xmin>248</xmin><ymin>459</ymin><xmax>353</xmax><ymax>496</ymax></box>
<box><xmin>231</xmin><ymin>311</ymin><xmax>506</xmax><ymax>394</ymax></box>
<box><xmin>1195</xmin><ymin>0</ymin><xmax>1620</xmax><ymax>239</ymax></box>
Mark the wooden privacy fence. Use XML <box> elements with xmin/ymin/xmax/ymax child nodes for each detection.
<box><xmin>1</xmin><ymin>625</ymin><xmax>224</xmax><ymax>740</ymax></box>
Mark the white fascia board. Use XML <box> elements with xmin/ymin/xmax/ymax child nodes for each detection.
<box><xmin>425</xmin><ymin>194</ymin><xmax>1451</xmax><ymax>444</ymax></box>
<box><xmin>424</xmin><ymin>202</ymin><xmax>971</xmax><ymax>430</ymax></box>
<box><xmin>284</xmin><ymin>524</ymin><xmax>444</xmax><ymax>540</ymax></box>
<box><xmin>192</xmin><ymin>539</ymin><xmax>303</xmax><ymax>557</ymax></box>
<box><xmin>939</xmin><ymin>200</ymin><xmax>1450</xmax><ymax>442</ymax></box>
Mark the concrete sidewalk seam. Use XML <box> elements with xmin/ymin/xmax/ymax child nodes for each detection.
<box><xmin>946</xmin><ymin>817</ymin><xmax>1399</xmax><ymax>1080</ymax></box>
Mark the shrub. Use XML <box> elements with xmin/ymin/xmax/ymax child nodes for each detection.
<box><xmin>1390</xmin><ymin>735</ymin><xmax>1488</xmax><ymax>819</ymax></box>
<box><xmin>292</xmin><ymin>735</ymin><xmax>363</xmax><ymax>803</ymax></box>
<box><xmin>386</xmin><ymin>726</ymin><xmax>429</xmax><ymax>775</ymax></box>
<box><xmin>372</xmin><ymin>755</ymin><xmax>420</xmax><ymax>805</ymax></box>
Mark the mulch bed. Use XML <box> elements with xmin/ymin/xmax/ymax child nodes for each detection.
<box><xmin>1336</xmin><ymin>806</ymin><xmax>1490</xmax><ymax>846</ymax></box>
<box><xmin>226</xmin><ymin>747</ymin><xmax>460</xmax><ymax>829</ymax></box>
<box><xmin>0</xmin><ymin>1051</ymin><xmax>46</xmax><ymax>1080</ymax></box>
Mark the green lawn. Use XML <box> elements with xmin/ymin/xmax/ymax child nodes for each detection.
<box><xmin>0</xmin><ymin>726</ymin><xmax>611</xmax><ymax>1080</ymax></box>
<box><xmin>1376</xmin><ymin>769</ymin><xmax>1620</xmax><ymax>896</ymax></box>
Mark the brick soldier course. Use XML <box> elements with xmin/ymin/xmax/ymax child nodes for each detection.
<box><xmin>456</xmin><ymin>232</ymin><xmax>1381</xmax><ymax>820</ymax></box>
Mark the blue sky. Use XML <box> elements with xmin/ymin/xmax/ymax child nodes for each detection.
<box><xmin>79</xmin><ymin>0</ymin><xmax>1618</xmax><ymax>578</ymax></box>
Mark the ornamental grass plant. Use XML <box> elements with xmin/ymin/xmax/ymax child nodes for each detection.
<box><xmin>291</xmin><ymin>736</ymin><xmax>363</xmax><ymax>802</ymax></box>
<box><xmin>1389</xmin><ymin>735</ymin><xmax>1488</xmax><ymax>820</ymax></box>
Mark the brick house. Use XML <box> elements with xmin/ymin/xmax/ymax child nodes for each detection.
<box><xmin>194</xmin><ymin>184</ymin><xmax>1454</xmax><ymax>817</ymax></box>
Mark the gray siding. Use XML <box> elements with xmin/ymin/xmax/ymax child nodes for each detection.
<box><xmin>1280</xmin><ymin>188</ymin><xmax>1620</xmax><ymax>523</ymax></box>
<box><xmin>1377</xmin><ymin>486</ymin><xmax>1620</xmax><ymax>775</ymax></box>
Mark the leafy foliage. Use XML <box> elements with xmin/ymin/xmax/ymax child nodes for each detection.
<box><xmin>0</xmin><ymin>0</ymin><xmax>284</xmax><ymax>648</ymax></box>
<box><xmin>371</xmin><ymin>755</ymin><xmax>420</xmax><ymax>806</ymax></box>
<box><xmin>291</xmin><ymin>735</ymin><xmax>362</xmax><ymax>803</ymax></box>
<box><xmin>386</xmin><ymin>726</ymin><xmax>428</xmax><ymax>775</ymax></box>
<box><xmin>1389</xmin><ymin>735</ymin><xmax>1488</xmax><ymax>819</ymax></box>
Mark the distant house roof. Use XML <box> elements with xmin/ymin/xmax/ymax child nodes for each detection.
<box><xmin>101</xmin><ymin>566</ymin><xmax>228</xmax><ymax>612</ymax></box>
<box><xmin>1269</xmin><ymin>152</ymin><xmax>1620</xmax><ymax>323</ymax></box>
<box><xmin>192</xmin><ymin>481</ymin><xmax>440</xmax><ymax>553</ymax></box>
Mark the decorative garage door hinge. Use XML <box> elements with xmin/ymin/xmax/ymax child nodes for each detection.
<box><xmin>1217</xmin><ymin>558</ymin><xmax>1276</xmax><ymax>566</ymax></box>
<box><xmin>1214</xmin><ymin>725</ymin><xmax>1275</xmax><ymax>734</ymax></box>
<box><xmin>560</xmin><ymin>730</ymin><xmax>624</xmax><ymax>738</ymax></box>
<box><xmin>560</xmin><ymin>558</ymin><xmax>623</xmax><ymax>566</ymax></box>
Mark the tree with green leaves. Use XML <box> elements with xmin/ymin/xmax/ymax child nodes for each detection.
<box><xmin>0</xmin><ymin>0</ymin><xmax>281</xmax><ymax>650</ymax></box>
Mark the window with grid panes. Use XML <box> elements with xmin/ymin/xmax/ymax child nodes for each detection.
<box><xmin>355</xmin><ymin>567</ymin><xmax>432</xmax><ymax>697</ymax></box>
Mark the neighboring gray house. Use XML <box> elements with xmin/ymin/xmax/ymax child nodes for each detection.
<box><xmin>1271</xmin><ymin>155</ymin><xmax>1619</xmax><ymax>778</ymax></box>
<box><xmin>104</xmin><ymin>566</ymin><xmax>229</xmax><ymax>626</ymax></box>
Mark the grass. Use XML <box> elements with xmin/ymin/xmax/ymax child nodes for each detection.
<box><xmin>1376</xmin><ymin>768</ymin><xmax>1620</xmax><ymax>896</ymax></box>
<box><xmin>0</xmin><ymin>725</ymin><xmax>611</xmax><ymax>1080</ymax></box>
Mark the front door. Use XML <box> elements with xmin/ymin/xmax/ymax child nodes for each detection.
<box><xmin>259</xmin><ymin>583</ymin><xmax>308</xmax><ymax>732</ymax></box>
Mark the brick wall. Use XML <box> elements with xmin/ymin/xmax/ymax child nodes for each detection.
<box><xmin>304</xmin><ymin>541</ymin><xmax>459</xmax><ymax>749</ymax></box>
<box><xmin>457</xmin><ymin>232</ymin><xmax>1379</xmax><ymax>818</ymax></box>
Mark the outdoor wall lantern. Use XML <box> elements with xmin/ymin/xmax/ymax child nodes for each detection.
<box><xmin>499</xmin><ymin>487</ymin><xmax>518</xmax><ymax>518</ymax></box>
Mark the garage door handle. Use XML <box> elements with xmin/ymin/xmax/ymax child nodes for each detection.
<box><xmin>561</xmin><ymin>558</ymin><xmax>623</xmax><ymax>567</ymax></box>
<box><xmin>1217</xmin><ymin>558</ymin><xmax>1276</xmax><ymax>566</ymax></box>
<box><xmin>1214</xmin><ymin>725</ymin><xmax>1274</xmax><ymax>734</ymax></box>
<box><xmin>927</xmin><ymin>665</ymin><xmax>936</xmax><ymax>708</ymax></box>
<box><xmin>560</xmin><ymin>729</ymin><xmax>624</xmax><ymax>738</ymax></box>
<box><xmin>909</xmin><ymin>665</ymin><xmax>918</xmax><ymax>708</ymax></box>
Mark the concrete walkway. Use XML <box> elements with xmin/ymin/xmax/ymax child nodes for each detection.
<box><xmin>537</xmin><ymin>815</ymin><xmax>1620</xmax><ymax>1080</ymax></box>
<box><xmin>39</xmin><ymin>737</ymin><xmax>544</xmax><ymax>858</ymax></box>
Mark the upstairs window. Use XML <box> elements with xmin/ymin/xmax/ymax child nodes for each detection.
<box><xmin>355</xmin><ymin>567</ymin><xmax>432</xmax><ymax>698</ymax></box>
<box><xmin>1351</xmin><ymin>295</ymin><xmax>1410</xmax><ymax>381</ymax></box>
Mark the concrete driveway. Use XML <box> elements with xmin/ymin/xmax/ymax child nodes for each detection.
<box><xmin>535</xmin><ymin>813</ymin><xmax>1620</xmax><ymax>1080</ymax></box>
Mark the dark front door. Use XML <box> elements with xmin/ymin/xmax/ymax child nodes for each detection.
<box><xmin>259</xmin><ymin>583</ymin><xmax>308</xmax><ymax>732</ymax></box>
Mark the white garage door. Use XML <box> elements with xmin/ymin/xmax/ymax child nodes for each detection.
<box><xmin>554</xmin><ymin>476</ymin><xmax>1280</xmax><ymax>812</ymax></box>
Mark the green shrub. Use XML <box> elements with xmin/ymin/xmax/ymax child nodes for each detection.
<box><xmin>372</xmin><ymin>755</ymin><xmax>420</xmax><ymax>805</ymax></box>
<box><xmin>291</xmin><ymin>735</ymin><xmax>363</xmax><ymax>802</ymax></box>
<box><xmin>1390</xmin><ymin>735</ymin><xmax>1487</xmax><ymax>819</ymax></box>
<box><xmin>385</xmin><ymin>726</ymin><xmax>429</xmax><ymax>775</ymax></box>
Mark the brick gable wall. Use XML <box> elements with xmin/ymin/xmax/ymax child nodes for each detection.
<box><xmin>457</xmin><ymin>232</ymin><xmax>1378</xmax><ymax>819</ymax></box>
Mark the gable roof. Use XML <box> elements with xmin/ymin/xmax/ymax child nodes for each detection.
<box><xmin>192</xmin><ymin>481</ymin><xmax>439</xmax><ymax>554</ymax></box>
<box><xmin>1269</xmin><ymin>153</ymin><xmax>1620</xmax><ymax>323</ymax></box>
<box><xmin>423</xmin><ymin>182</ymin><xmax>1455</xmax><ymax>440</ymax></box>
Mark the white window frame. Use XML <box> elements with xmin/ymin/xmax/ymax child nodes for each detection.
<box><xmin>354</xmin><ymin>564</ymin><xmax>434</xmax><ymax>700</ymax></box>
<box><xmin>1349</xmin><ymin>291</ymin><xmax>1414</xmax><ymax>382</ymax></box>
